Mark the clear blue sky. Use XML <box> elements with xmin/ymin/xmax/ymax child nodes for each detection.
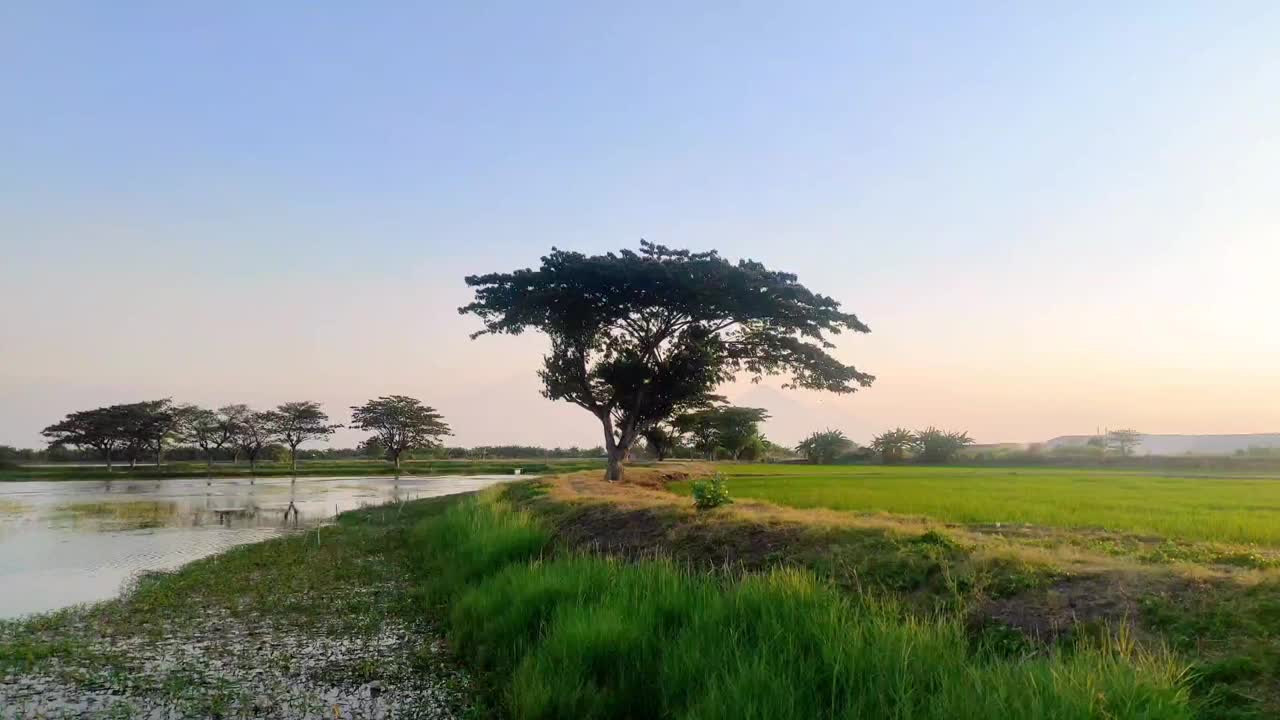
<box><xmin>3</xmin><ymin>2</ymin><xmax>1278</xmax><ymax>449</ymax></box>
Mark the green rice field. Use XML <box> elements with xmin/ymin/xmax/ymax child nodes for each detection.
<box><xmin>705</xmin><ymin>465</ymin><xmax>1280</xmax><ymax>546</ymax></box>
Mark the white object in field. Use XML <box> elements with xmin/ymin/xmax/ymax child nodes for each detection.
<box><xmin>513</xmin><ymin>468</ymin><xmax>523</xmax><ymax>475</ymax></box>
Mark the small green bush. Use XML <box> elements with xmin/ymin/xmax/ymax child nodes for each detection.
<box><xmin>690</xmin><ymin>473</ymin><xmax>732</xmax><ymax>510</ymax></box>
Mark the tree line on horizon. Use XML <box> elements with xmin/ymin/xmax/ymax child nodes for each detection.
<box><xmin>0</xmin><ymin>441</ymin><xmax>615</xmax><ymax>469</ymax></box>
<box><xmin>790</xmin><ymin>427</ymin><xmax>974</xmax><ymax>465</ymax></box>
<box><xmin>641</xmin><ymin>405</ymin><xmax>779</xmax><ymax>462</ymax></box>
<box><xmin>35</xmin><ymin>395</ymin><xmax>453</xmax><ymax>472</ymax></box>
<box><xmin>6</xmin><ymin>243</ymin><xmax>1238</xmax><ymax>480</ymax></box>
<box><xmin>790</xmin><ymin>426</ymin><xmax>1149</xmax><ymax>465</ymax></box>
<box><xmin>4</xmin><ymin>243</ymin><xmax>877</xmax><ymax>482</ymax></box>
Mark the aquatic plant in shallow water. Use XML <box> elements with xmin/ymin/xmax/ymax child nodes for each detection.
<box><xmin>55</xmin><ymin>501</ymin><xmax>180</xmax><ymax>529</ymax></box>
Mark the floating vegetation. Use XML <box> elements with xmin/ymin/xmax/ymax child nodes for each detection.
<box><xmin>56</xmin><ymin>501</ymin><xmax>181</xmax><ymax>529</ymax></box>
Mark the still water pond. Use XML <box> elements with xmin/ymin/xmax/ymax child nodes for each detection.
<box><xmin>0</xmin><ymin>475</ymin><xmax>513</xmax><ymax>619</ymax></box>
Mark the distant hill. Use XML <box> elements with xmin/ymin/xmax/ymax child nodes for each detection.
<box><xmin>1045</xmin><ymin>433</ymin><xmax>1280</xmax><ymax>456</ymax></box>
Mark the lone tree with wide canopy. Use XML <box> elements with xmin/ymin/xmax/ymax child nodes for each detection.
<box><xmin>42</xmin><ymin>406</ymin><xmax>129</xmax><ymax>471</ymax></box>
<box><xmin>350</xmin><ymin>395</ymin><xmax>452</xmax><ymax>469</ymax></box>
<box><xmin>461</xmin><ymin>242</ymin><xmax>874</xmax><ymax>481</ymax></box>
<box><xmin>264</xmin><ymin>401</ymin><xmax>341</xmax><ymax>472</ymax></box>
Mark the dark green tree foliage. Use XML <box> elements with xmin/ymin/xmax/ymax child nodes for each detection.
<box><xmin>737</xmin><ymin>434</ymin><xmax>769</xmax><ymax>461</ymax></box>
<box><xmin>911</xmin><ymin>427</ymin><xmax>974</xmax><ymax>463</ymax></box>
<box><xmin>221</xmin><ymin>404</ymin><xmax>273</xmax><ymax>471</ymax></box>
<box><xmin>673</xmin><ymin>410</ymin><xmax>723</xmax><ymax>459</ymax></box>
<box><xmin>41</xmin><ymin>406</ymin><xmax>130</xmax><ymax>471</ymax></box>
<box><xmin>177</xmin><ymin>405</ymin><xmax>237</xmax><ymax>471</ymax></box>
<box><xmin>264</xmin><ymin>401</ymin><xmax>341</xmax><ymax>471</ymax></box>
<box><xmin>715</xmin><ymin>407</ymin><xmax>770</xmax><ymax>460</ymax></box>
<box><xmin>871</xmin><ymin>428</ymin><xmax>915</xmax><ymax>464</ymax></box>
<box><xmin>358</xmin><ymin>436</ymin><xmax>387</xmax><ymax>459</ymax></box>
<box><xmin>674</xmin><ymin>405</ymin><xmax>769</xmax><ymax>460</ymax></box>
<box><xmin>42</xmin><ymin>401</ymin><xmax>179</xmax><ymax>470</ymax></box>
<box><xmin>349</xmin><ymin>395</ymin><xmax>452</xmax><ymax>469</ymax></box>
<box><xmin>461</xmin><ymin>242</ymin><xmax>873</xmax><ymax>480</ymax></box>
<box><xmin>641</xmin><ymin>425</ymin><xmax>678</xmax><ymax>461</ymax></box>
<box><xmin>115</xmin><ymin>400</ymin><xmax>180</xmax><ymax>468</ymax></box>
<box><xmin>796</xmin><ymin>429</ymin><xmax>855</xmax><ymax>464</ymax></box>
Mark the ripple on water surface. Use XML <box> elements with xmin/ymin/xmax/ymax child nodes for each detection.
<box><xmin>0</xmin><ymin>474</ymin><xmax>513</xmax><ymax>618</ymax></box>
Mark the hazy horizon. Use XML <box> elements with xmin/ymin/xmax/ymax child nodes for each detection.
<box><xmin>4</xmin><ymin>3</ymin><xmax>1279</xmax><ymax>450</ymax></box>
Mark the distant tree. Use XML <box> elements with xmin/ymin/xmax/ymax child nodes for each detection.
<box><xmin>796</xmin><ymin>429</ymin><xmax>855</xmax><ymax>464</ymax></box>
<box><xmin>642</xmin><ymin>425</ymin><xmax>678</xmax><ymax>461</ymax></box>
<box><xmin>111</xmin><ymin>400</ymin><xmax>180</xmax><ymax>468</ymax></box>
<box><xmin>0</xmin><ymin>445</ymin><xmax>18</xmax><ymax>469</ymax></box>
<box><xmin>177</xmin><ymin>405</ymin><xmax>236</xmax><ymax>472</ymax></box>
<box><xmin>911</xmin><ymin>427</ymin><xmax>974</xmax><ymax>463</ymax></box>
<box><xmin>268</xmin><ymin>443</ymin><xmax>292</xmax><ymax>464</ymax></box>
<box><xmin>41</xmin><ymin>406</ymin><xmax>128</xmax><ymax>471</ymax></box>
<box><xmin>715</xmin><ymin>407</ymin><xmax>770</xmax><ymax>460</ymax></box>
<box><xmin>870</xmin><ymin>428</ymin><xmax>915</xmax><ymax>464</ymax></box>
<box><xmin>1107</xmin><ymin>428</ymin><xmax>1142</xmax><ymax>457</ymax></box>
<box><xmin>673</xmin><ymin>411</ymin><xmax>723</xmax><ymax>459</ymax></box>
<box><xmin>460</xmin><ymin>242</ymin><xmax>874</xmax><ymax>482</ymax></box>
<box><xmin>264</xmin><ymin>401</ymin><xmax>341</xmax><ymax>472</ymax></box>
<box><xmin>735</xmin><ymin>434</ymin><xmax>765</xmax><ymax>462</ymax></box>
<box><xmin>358</xmin><ymin>436</ymin><xmax>387</xmax><ymax>460</ymax></box>
<box><xmin>349</xmin><ymin>395</ymin><xmax>451</xmax><ymax>470</ymax></box>
<box><xmin>222</xmin><ymin>405</ymin><xmax>273</xmax><ymax>471</ymax></box>
<box><xmin>757</xmin><ymin>436</ymin><xmax>795</xmax><ymax>461</ymax></box>
<box><xmin>671</xmin><ymin>406</ymin><xmax>769</xmax><ymax>460</ymax></box>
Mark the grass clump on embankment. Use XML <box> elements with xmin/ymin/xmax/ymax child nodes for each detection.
<box><xmin>411</xmin><ymin>490</ymin><xmax>1194</xmax><ymax>719</ymax></box>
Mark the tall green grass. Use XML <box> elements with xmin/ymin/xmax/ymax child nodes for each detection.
<box><xmin>691</xmin><ymin>465</ymin><xmax>1280</xmax><ymax>545</ymax></box>
<box><xmin>411</xmin><ymin>492</ymin><xmax>1193</xmax><ymax>719</ymax></box>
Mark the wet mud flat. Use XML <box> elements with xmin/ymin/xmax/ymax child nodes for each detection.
<box><xmin>0</xmin><ymin>499</ymin><xmax>476</xmax><ymax>719</ymax></box>
<box><xmin>2</xmin><ymin>611</ymin><xmax>468</xmax><ymax>719</ymax></box>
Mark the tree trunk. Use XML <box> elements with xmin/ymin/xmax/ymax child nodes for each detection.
<box><xmin>393</xmin><ymin>452</ymin><xmax>401</xmax><ymax>471</ymax></box>
<box><xmin>605</xmin><ymin>447</ymin><xmax>626</xmax><ymax>482</ymax></box>
<box><xmin>105</xmin><ymin>450</ymin><xmax>113</xmax><ymax>473</ymax></box>
<box><xmin>290</xmin><ymin>447</ymin><xmax>298</xmax><ymax>472</ymax></box>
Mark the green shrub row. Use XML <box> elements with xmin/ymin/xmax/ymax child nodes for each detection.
<box><xmin>410</xmin><ymin>491</ymin><xmax>1193</xmax><ymax>719</ymax></box>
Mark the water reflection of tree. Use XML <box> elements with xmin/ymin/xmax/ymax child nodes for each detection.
<box><xmin>284</xmin><ymin>479</ymin><xmax>299</xmax><ymax>527</ymax></box>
